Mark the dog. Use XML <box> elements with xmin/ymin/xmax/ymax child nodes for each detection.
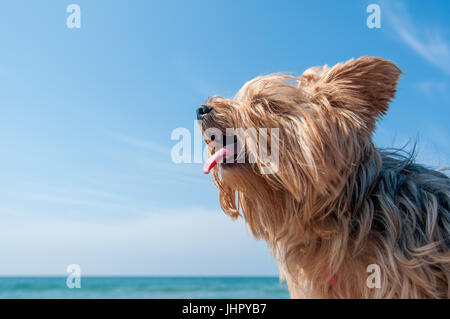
<box><xmin>197</xmin><ymin>57</ymin><xmax>450</xmax><ymax>298</ymax></box>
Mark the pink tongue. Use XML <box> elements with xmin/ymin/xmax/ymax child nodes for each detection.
<box><xmin>203</xmin><ymin>144</ymin><xmax>236</xmax><ymax>174</ymax></box>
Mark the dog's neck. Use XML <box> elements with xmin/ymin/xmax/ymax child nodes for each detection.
<box><xmin>238</xmin><ymin>143</ymin><xmax>383</xmax><ymax>297</ymax></box>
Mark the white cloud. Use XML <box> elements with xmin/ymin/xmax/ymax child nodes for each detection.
<box><xmin>17</xmin><ymin>192</ymin><xmax>112</xmax><ymax>208</ymax></box>
<box><xmin>110</xmin><ymin>131</ymin><xmax>171</xmax><ymax>155</ymax></box>
<box><xmin>105</xmin><ymin>130</ymin><xmax>209</xmax><ymax>186</ymax></box>
<box><xmin>415</xmin><ymin>80</ymin><xmax>449</xmax><ymax>100</ymax></box>
<box><xmin>384</xmin><ymin>1</ymin><xmax>450</xmax><ymax>75</ymax></box>
<box><xmin>375</xmin><ymin>122</ymin><xmax>450</xmax><ymax>168</ymax></box>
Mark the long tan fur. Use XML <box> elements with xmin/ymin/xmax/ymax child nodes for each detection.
<box><xmin>199</xmin><ymin>57</ymin><xmax>450</xmax><ymax>298</ymax></box>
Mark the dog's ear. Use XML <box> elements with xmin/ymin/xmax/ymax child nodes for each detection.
<box><xmin>306</xmin><ymin>56</ymin><xmax>402</xmax><ymax>131</ymax></box>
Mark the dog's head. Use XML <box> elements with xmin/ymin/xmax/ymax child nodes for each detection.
<box><xmin>197</xmin><ymin>57</ymin><xmax>401</xmax><ymax>227</ymax></box>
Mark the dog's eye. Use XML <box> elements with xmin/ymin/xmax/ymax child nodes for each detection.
<box><xmin>211</xmin><ymin>135</ymin><xmax>215</xmax><ymax>141</ymax></box>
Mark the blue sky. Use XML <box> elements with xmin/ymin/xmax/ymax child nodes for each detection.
<box><xmin>0</xmin><ymin>0</ymin><xmax>448</xmax><ymax>276</ymax></box>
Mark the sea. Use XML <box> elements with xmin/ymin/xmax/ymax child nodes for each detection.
<box><xmin>0</xmin><ymin>277</ymin><xmax>289</xmax><ymax>299</ymax></box>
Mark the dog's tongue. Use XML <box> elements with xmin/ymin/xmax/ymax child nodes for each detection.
<box><xmin>203</xmin><ymin>143</ymin><xmax>236</xmax><ymax>174</ymax></box>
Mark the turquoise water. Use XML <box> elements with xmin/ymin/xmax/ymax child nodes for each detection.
<box><xmin>0</xmin><ymin>277</ymin><xmax>289</xmax><ymax>299</ymax></box>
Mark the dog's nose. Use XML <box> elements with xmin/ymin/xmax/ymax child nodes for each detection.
<box><xmin>197</xmin><ymin>105</ymin><xmax>212</xmax><ymax>120</ymax></box>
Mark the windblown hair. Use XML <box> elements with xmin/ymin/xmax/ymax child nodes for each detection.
<box><xmin>200</xmin><ymin>57</ymin><xmax>450</xmax><ymax>298</ymax></box>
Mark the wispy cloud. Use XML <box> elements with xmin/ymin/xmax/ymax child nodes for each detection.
<box><xmin>415</xmin><ymin>80</ymin><xmax>449</xmax><ymax>100</ymax></box>
<box><xmin>17</xmin><ymin>192</ymin><xmax>110</xmax><ymax>208</ymax></box>
<box><xmin>110</xmin><ymin>131</ymin><xmax>171</xmax><ymax>155</ymax></box>
<box><xmin>0</xmin><ymin>209</ymin><xmax>278</xmax><ymax>276</ymax></box>
<box><xmin>384</xmin><ymin>1</ymin><xmax>450</xmax><ymax>75</ymax></box>
<box><xmin>107</xmin><ymin>131</ymin><xmax>209</xmax><ymax>186</ymax></box>
<box><xmin>0</xmin><ymin>178</ymin><xmax>151</xmax><ymax>220</ymax></box>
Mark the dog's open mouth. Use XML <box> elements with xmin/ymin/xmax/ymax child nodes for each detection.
<box><xmin>203</xmin><ymin>135</ymin><xmax>239</xmax><ymax>174</ymax></box>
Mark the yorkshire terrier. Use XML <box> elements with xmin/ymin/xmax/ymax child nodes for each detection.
<box><xmin>197</xmin><ymin>57</ymin><xmax>449</xmax><ymax>298</ymax></box>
